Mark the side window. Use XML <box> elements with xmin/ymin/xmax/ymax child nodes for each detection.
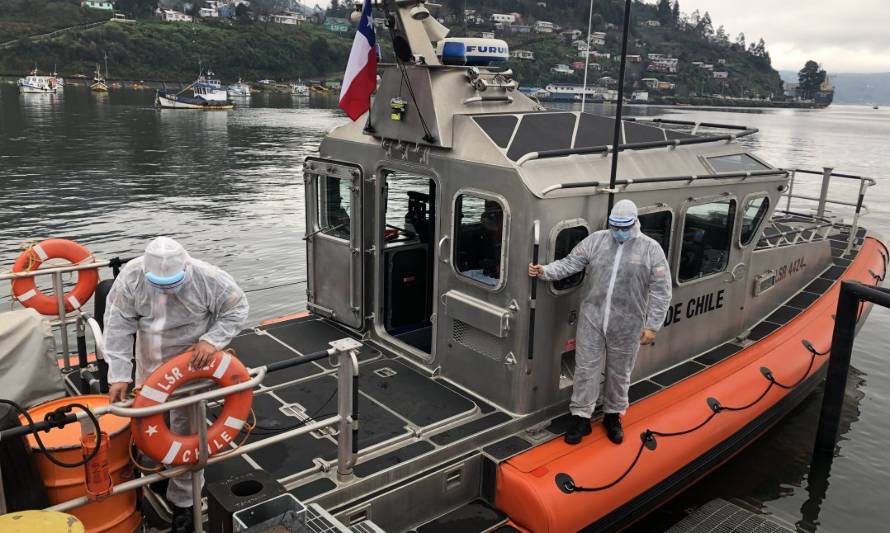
<box><xmin>318</xmin><ymin>176</ymin><xmax>352</xmax><ymax>239</ymax></box>
<box><xmin>454</xmin><ymin>194</ymin><xmax>505</xmax><ymax>288</ymax></box>
<box><xmin>679</xmin><ymin>199</ymin><xmax>736</xmax><ymax>282</ymax></box>
<box><xmin>552</xmin><ymin>225</ymin><xmax>589</xmax><ymax>291</ymax></box>
<box><xmin>639</xmin><ymin>210</ymin><xmax>672</xmax><ymax>257</ymax></box>
<box><xmin>740</xmin><ymin>196</ymin><xmax>770</xmax><ymax>246</ymax></box>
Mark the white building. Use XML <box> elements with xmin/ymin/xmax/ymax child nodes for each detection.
<box><xmin>82</xmin><ymin>0</ymin><xmax>114</xmax><ymax>10</ymax></box>
<box><xmin>649</xmin><ymin>58</ymin><xmax>679</xmax><ymax>73</ymax></box>
<box><xmin>481</xmin><ymin>31</ymin><xmax>495</xmax><ymax>39</ymax></box>
<box><xmin>713</xmin><ymin>71</ymin><xmax>729</xmax><ymax>79</ymax></box>
<box><xmin>641</xmin><ymin>78</ymin><xmax>660</xmax><ymax>89</ymax></box>
<box><xmin>589</xmin><ymin>35</ymin><xmax>606</xmax><ymax>46</ymax></box>
<box><xmin>647</xmin><ymin>53</ymin><xmax>667</xmax><ymax>61</ymax></box>
<box><xmin>643</xmin><ymin>20</ymin><xmax>661</xmax><ymax>27</ymax></box>
<box><xmin>534</xmin><ymin>21</ymin><xmax>554</xmax><ymax>33</ymax></box>
<box><xmin>158</xmin><ymin>9</ymin><xmax>193</xmax><ymax>22</ymax></box>
<box><xmin>510</xmin><ymin>50</ymin><xmax>535</xmax><ymax>60</ymax></box>
<box><xmin>199</xmin><ymin>7</ymin><xmax>219</xmax><ymax>17</ymax></box>
<box><xmin>551</xmin><ymin>64</ymin><xmax>574</xmax><ymax>75</ymax></box>
<box><xmin>632</xmin><ymin>90</ymin><xmax>649</xmax><ymax>102</ymax></box>
<box><xmin>271</xmin><ymin>12</ymin><xmax>306</xmax><ymax>25</ymax></box>
<box><xmin>491</xmin><ymin>13</ymin><xmax>515</xmax><ymax>25</ymax></box>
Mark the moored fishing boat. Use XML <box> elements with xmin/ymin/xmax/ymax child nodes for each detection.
<box><xmin>17</xmin><ymin>68</ymin><xmax>60</xmax><ymax>93</ymax></box>
<box><xmin>156</xmin><ymin>70</ymin><xmax>234</xmax><ymax>110</ymax></box>
<box><xmin>0</xmin><ymin>2</ymin><xmax>887</xmax><ymax>532</ymax></box>
<box><xmin>227</xmin><ymin>78</ymin><xmax>251</xmax><ymax>97</ymax></box>
<box><xmin>290</xmin><ymin>80</ymin><xmax>309</xmax><ymax>97</ymax></box>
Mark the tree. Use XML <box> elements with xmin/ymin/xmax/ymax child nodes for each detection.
<box><xmin>671</xmin><ymin>1</ymin><xmax>681</xmax><ymax>25</ymax></box>
<box><xmin>115</xmin><ymin>0</ymin><xmax>155</xmax><ymax>19</ymax></box>
<box><xmin>715</xmin><ymin>25</ymin><xmax>727</xmax><ymax>44</ymax></box>
<box><xmin>656</xmin><ymin>0</ymin><xmax>672</xmax><ymax>25</ymax></box>
<box><xmin>696</xmin><ymin>11</ymin><xmax>713</xmax><ymax>37</ymax></box>
<box><xmin>735</xmin><ymin>32</ymin><xmax>746</xmax><ymax>50</ymax></box>
<box><xmin>798</xmin><ymin>60</ymin><xmax>827</xmax><ymax>100</ymax></box>
<box><xmin>235</xmin><ymin>3</ymin><xmax>251</xmax><ymax>24</ymax></box>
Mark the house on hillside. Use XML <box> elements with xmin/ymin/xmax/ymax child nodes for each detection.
<box><xmin>158</xmin><ymin>9</ymin><xmax>193</xmax><ymax>22</ymax></box>
<box><xmin>643</xmin><ymin>20</ymin><xmax>661</xmax><ymax>27</ymax></box>
<box><xmin>647</xmin><ymin>53</ymin><xmax>667</xmax><ymax>61</ymax></box>
<box><xmin>649</xmin><ymin>58</ymin><xmax>678</xmax><ymax>73</ymax></box>
<box><xmin>626</xmin><ymin>54</ymin><xmax>642</xmax><ymax>63</ymax></box>
<box><xmin>510</xmin><ymin>50</ymin><xmax>535</xmax><ymax>60</ymax></box>
<box><xmin>481</xmin><ymin>32</ymin><xmax>495</xmax><ymax>39</ymax></box>
<box><xmin>511</xmin><ymin>25</ymin><xmax>531</xmax><ymax>33</ymax></box>
<box><xmin>324</xmin><ymin>17</ymin><xmax>350</xmax><ymax>32</ymax></box>
<box><xmin>573</xmin><ymin>40</ymin><xmax>589</xmax><ymax>52</ymax></box>
<box><xmin>271</xmin><ymin>12</ymin><xmax>306</xmax><ymax>25</ymax></box>
<box><xmin>82</xmin><ymin>0</ymin><xmax>114</xmax><ymax>10</ymax></box>
<box><xmin>598</xmin><ymin>76</ymin><xmax>616</xmax><ymax>87</ymax></box>
<box><xmin>491</xmin><ymin>13</ymin><xmax>515</xmax><ymax>25</ymax></box>
<box><xmin>713</xmin><ymin>71</ymin><xmax>729</xmax><ymax>79</ymax></box>
<box><xmin>534</xmin><ymin>21</ymin><xmax>554</xmax><ymax>33</ymax></box>
<box><xmin>551</xmin><ymin>64</ymin><xmax>574</xmax><ymax>75</ymax></box>
<box><xmin>641</xmin><ymin>78</ymin><xmax>660</xmax><ymax>89</ymax></box>
<box><xmin>561</xmin><ymin>29</ymin><xmax>582</xmax><ymax>42</ymax></box>
<box><xmin>632</xmin><ymin>90</ymin><xmax>649</xmax><ymax>102</ymax></box>
<box><xmin>657</xmin><ymin>81</ymin><xmax>676</xmax><ymax>90</ymax></box>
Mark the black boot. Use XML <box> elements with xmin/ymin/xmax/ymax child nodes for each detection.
<box><xmin>171</xmin><ymin>505</ymin><xmax>194</xmax><ymax>533</ymax></box>
<box><xmin>564</xmin><ymin>415</ymin><xmax>592</xmax><ymax>445</ymax></box>
<box><xmin>603</xmin><ymin>413</ymin><xmax>624</xmax><ymax>444</ymax></box>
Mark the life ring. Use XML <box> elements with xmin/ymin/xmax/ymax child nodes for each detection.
<box><xmin>11</xmin><ymin>239</ymin><xmax>99</xmax><ymax>315</ymax></box>
<box><xmin>132</xmin><ymin>350</ymin><xmax>253</xmax><ymax>465</ymax></box>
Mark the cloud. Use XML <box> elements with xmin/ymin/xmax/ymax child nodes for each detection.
<box><xmin>671</xmin><ymin>0</ymin><xmax>890</xmax><ymax>73</ymax></box>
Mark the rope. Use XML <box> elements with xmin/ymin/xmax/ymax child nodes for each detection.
<box><xmin>564</xmin><ymin>341</ymin><xmax>827</xmax><ymax>493</ymax></box>
<box><xmin>0</xmin><ymin>399</ymin><xmax>102</xmax><ymax>468</ymax></box>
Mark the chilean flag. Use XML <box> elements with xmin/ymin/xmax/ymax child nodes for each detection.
<box><xmin>339</xmin><ymin>0</ymin><xmax>377</xmax><ymax>121</ymax></box>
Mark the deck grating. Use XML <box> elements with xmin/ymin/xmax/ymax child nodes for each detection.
<box><xmin>765</xmin><ymin>305</ymin><xmax>802</xmax><ymax>325</ymax></box>
<box><xmin>695</xmin><ymin>343</ymin><xmax>743</xmax><ymax>366</ymax></box>
<box><xmin>431</xmin><ymin>412</ymin><xmax>512</xmax><ymax>446</ymax></box>
<box><xmin>483</xmin><ymin>436</ymin><xmax>533</xmax><ymax>461</ymax></box>
<box><xmin>747</xmin><ymin>321</ymin><xmax>781</xmax><ymax>341</ymax></box>
<box><xmin>628</xmin><ymin>380</ymin><xmax>662</xmax><ymax>402</ymax></box>
<box><xmin>354</xmin><ymin>441</ymin><xmax>435</xmax><ymax>477</ymax></box>
<box><xmin>786</xmin><ymin>291</ymin><xmax>820</xmax><ymax>309</ymax></box>
<box><xmin>805</xmin><ymin>278</ymin><xmax>834</xmax><ymax>294</ymax></box>
<box><xmin>359</xmin><ymin>360</ymin><xmax>477</xmax><ymax>427</ymax></box>
<box><xmin>651</xmin><ymin>360</ymin><xmax>707</xmax><ymax>387</ymax></box>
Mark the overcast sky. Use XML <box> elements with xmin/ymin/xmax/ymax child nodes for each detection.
<box><xmin>303</xmin><ymin>1</ymin><xmax>890</xmax><ymax>73</ymax></box>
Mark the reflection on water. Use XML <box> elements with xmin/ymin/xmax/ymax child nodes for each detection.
<box><xmin>1</xmin><ymin>84</ymin><xmax>889</xmax><ymax>530</ymax></box>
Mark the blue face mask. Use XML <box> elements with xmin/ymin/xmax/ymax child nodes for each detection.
<box><xmin>612</xmin><ymin>228</ymin><xmax>633</xmax><ymax>243</ymax></box>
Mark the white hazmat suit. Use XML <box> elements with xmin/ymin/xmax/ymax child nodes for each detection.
<box><xmin>541</xmin><ymin>201</ymin><xmax>672</xmax><ymax>418</ymax></box>
<box><xmin>104</xmin><ymin>237</ymin><xmax>249</xmax><ymax>508</ymax></box>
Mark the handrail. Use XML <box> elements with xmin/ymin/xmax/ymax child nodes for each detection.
<box><xmin>541</xmin><ymin>169</ymin><xmax>786</xmax><ymax>196</ymax></box>
<box><xmin>517</xmin><ymin>127</ymin><xmax>759</xmax><ymax>166</ymax></box>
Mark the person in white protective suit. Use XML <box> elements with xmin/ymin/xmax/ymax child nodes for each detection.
<box><xmin>529</xmin><ymin>200</ymin><xmax>672</xmax><ymax>445</ymax></box>
<box><xmin>104</xmin><ymin>237</ymin><xmax>248</xmax><ymax>533</ymax></box>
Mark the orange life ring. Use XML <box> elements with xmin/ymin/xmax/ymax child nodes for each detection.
<box><xmin>11</xmin><ymin>239</ymin><xmax>99</xmax><ymax>315</ymax></box>
<box><xmin>131</xmin><ymin>351</ymin><xmax>253</xmax><ymax>465</ymax></box>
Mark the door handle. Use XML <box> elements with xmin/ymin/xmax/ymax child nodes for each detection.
<box><xmin>438</xmin><ymin>236</ymin><xmax>450</xmax><ymax>264</ymax></box>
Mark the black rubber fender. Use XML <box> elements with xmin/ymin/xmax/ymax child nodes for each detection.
<box><xmin>93</xmin><ymin>278</ymin><xmax>115</xmax><ymax>330</ymax></box>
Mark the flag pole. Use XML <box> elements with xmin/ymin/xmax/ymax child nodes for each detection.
<box><xmin>607</xmin><ymin>0</ymin><xmax>632</xmax><ymax>214</ymax></box>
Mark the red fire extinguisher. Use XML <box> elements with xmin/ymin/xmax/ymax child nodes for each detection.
<box><xmin>82</xmin><ymin>431</ymin><xmax>113</xmax><ymax>500</ymax></box>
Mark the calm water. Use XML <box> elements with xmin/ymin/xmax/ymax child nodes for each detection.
<box><xmin>1</xmin><ymin>83</ymin><xmax>889</xmax><ymax>531</ymax></box>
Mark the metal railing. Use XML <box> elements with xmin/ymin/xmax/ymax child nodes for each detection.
<box><xmin>0</xmin><ymin>337</ymin><xmax>363</xmax><ymax>533</ymax></box>
<box><xmin>780</xmin><ymin>167</ymin><xmax>877</xmax><ymax>255</ymax></box>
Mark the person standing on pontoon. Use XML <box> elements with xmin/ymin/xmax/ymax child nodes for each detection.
<box><xmin>529</xmin><ymin>200</ymin><xmax>672</xmax><ymax>445</ymax></box>
<box><xmin>104</xmin><ymin>236</ymin><xmax>249</xmax><ymax>533</ymax></box>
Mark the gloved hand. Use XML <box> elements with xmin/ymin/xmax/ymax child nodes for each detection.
<box><xmin>189</xmin><ymin>340</ymin><xmax>218</xmax><ymax>369</ymax></box>
<box><xmin>640</xmin><ymin>329</ymin><xmax>657</xmax><ymax>345</ymax></box>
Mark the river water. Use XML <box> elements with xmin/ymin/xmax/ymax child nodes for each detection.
<box><xmin>1</xmin><ymin>83</ymin><xmax>888</xmax><ymax>532</ymax></box>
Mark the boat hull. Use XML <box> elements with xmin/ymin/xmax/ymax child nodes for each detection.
<box><xmin>18</xmin><ymin>85</ymin><xmax>57</xmax><ymax>94</ymax></box>
<box><xmin>496</xmin><ymin>236</ymin><xmax>888</xmax><ymax>533</ymax></box>
<box><xmin>155</xmin><ymin>91</ymin><xmax>234</xmax><ymax>110</ymax></box>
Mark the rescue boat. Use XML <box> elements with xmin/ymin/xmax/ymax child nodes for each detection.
<box><xmin>0</xmin><ymin>1</ymin><xmax>887</xmax><ymax>532</ymax></box>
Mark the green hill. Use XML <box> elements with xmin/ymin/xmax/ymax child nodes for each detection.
<box><xmin>1</xmin><ymin>0</ymin><xmax>782</xmax><ymax>99</ymax></box>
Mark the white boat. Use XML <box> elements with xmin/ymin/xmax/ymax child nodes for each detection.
<box><xmin>290</xmin><ymin>80</ymin><xmax>310</xmax><ymax>97</ymax></box>
<box><xmin>156</xmin><ymin>70</ymin><xmax>234</xmax><ymax>110</ymax></box>
<box><xmin>228</xmin><ymin>78</ymin><xmax>251</xmax><ymax>97</ymax></box>
<box><xmin>17</xmin><ymin>69</ymin><xmax>60</xmax><ymax>94</ymax></box>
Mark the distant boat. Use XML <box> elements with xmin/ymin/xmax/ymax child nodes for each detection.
<box><xmin>17</xmin><ymin>68</ymin><xmax>60</xmax><ymax>93</ymax></box>
<box><xmin>874</xmin><ymin>104</ymin><xmax>880</xmax><ymax>110</ymax></box>
<box><xmin>91</xmin><ymin>55</ymin><xmax>109</xmax><ymax>92</ymax></box>
<box><xmin>290</xmin><ymin>80</ymin><xmax>309</xmax><ymax>97</ymax></box>
<box><xmin>156</xmin><ymin>70</ymin><xmax>234</xmax><ymax>110</ymax></box>
<box><xmin>228</xmin><ymin>78</ymin><xmax>251</xmax><ymax>97</ymax></box>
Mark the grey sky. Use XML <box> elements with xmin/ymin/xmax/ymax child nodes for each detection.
<box><xmin>303</xmin><ymin>1</ymin><xmax>890</xmax><ymax>73</ymax></box>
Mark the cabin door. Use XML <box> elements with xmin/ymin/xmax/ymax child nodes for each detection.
<box><xmin>304</xmin><ymin>159</ymin><xmax>364</xmax><ymax>330</ymax></box>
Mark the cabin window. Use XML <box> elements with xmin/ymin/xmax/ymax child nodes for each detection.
<box><xmin>454</xmin><ymin>194</ymin><xmax>506</xmax><ymax>288</ymax></box>
<box><xmin>552</xmin><ymin>225</ymin><xmax>589</xmax><ymax>292</ymax></box>
<box><xmin>679</xmin><ymin>199</ymin><xmax>736</xmax><ymax>282</ymax></box>
<box><xmin>706</xmin><ymin>154</ymin><xmax>770</xmax><ymax>173</ymax></box>
<box><xmin>317</xmin><ymin>176</ymin><xmax>352</xmax><ymax>240</ymax></box>
<box><xmin>638</xmin><ymin>210</ymin><xmax>672</xmax><ymax>257</ymax></box>
<box><xmin>740</xmin><ymin>195</ymin><xmax>770</xmax><ymax>246</ymax></box>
